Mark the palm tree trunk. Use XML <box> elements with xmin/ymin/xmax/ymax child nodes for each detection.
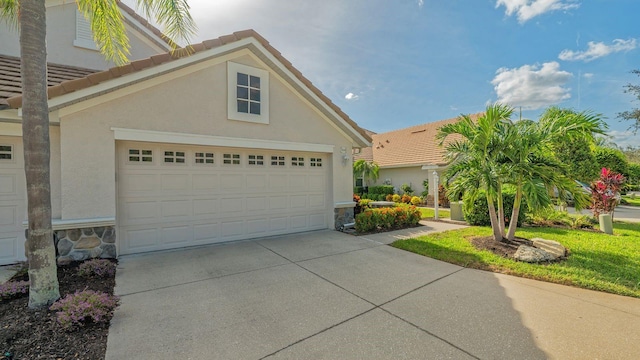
<box><xmin>506</xmin><ymin>186</ymin><xmax>523</xmax><ymax>240</ymax></box>
<box><xmin>496</xmin><ymin>182</ymin><xmax>505</xmax><ymax>237</ymax></box>
<box><xmin>486</xmin><ymin>193</ymin><xmax>503</xmax><ymax>242</ymax></box>
<box><xmin>20</xmin><ymin>0</ymin><xmax>60</xmax><ymax>308</ymax></box>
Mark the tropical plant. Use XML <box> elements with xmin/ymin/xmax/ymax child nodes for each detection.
<box><xmin>501</xmin><ymin>107</ymin><xmax>605</xmax><ymax>240</ymax></box>
<box><xmin>400</xmin><ymin>183</ymin><xmax>414</xmax><ymax>195</ymax></box>
<box><xmin>438</xmin><ymin>104</ymin><xmax>605</xmax><ymax>242</ymax></box>
<box><xmin>353</xmin><ymin>159</ymin><xmax>380</xmax><ymax>187</ymax></box>
<box><xmin>437</xmin><ymin>103</ymin><xmax>513</xmax><ymax>241</ymax></box>
<box><xmin>0</xmin><ymin>0</ymin><xmax>195</xmax><ymax>308</ymax></box>
<box><xmin>594</xmin><ymin>147</ymin><xmax>630</xmax><ymax>177</ymax></box>
<box><xmin>591</xmin><ymin>168</ymin><xmax>626</xmax><ymax>220</ymax></box>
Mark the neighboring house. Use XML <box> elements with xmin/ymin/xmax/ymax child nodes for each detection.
<box><xmin>355</xmin><ymin>114</ymin><xmax>480</xmax><ymax>198</ymax></box>
<box><xmin>0</xmin><ymin>25</ymin><xmax>370</xmax><ymax>265</ymax></box>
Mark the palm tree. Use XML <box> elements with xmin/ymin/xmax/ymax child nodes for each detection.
<box><xmin>1</xmin><ymin>0</ymin><xmax>195</xmax><ymax>308</ymax></box>
<box><xmin>437</xmin><ymin>103</ymin><xmax>514</xmax><ymax>242</ymax></box>
<box><xmin>500</xmin><ymin>107</ymin><xmax>606</xmax><ymax>240</ymax></box>
<box><xmin>353</xmin><ymin>159</ymin><xmax>380</xmax><ymax>187</ymax></box>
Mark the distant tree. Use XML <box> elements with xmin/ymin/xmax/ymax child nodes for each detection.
<box><xmin>619</xmin><ymin>145</ymin><xmax>640</xmax><ymax>164</ymax></box>
<box><xmin>594</xmin><ymin>147</ymin><xmax>629</xmax><ymax>177</ymax></box>
<box><xmin>547</xmin><ymin>108</ymin><xmax>601</xmax><ymax>183</ymax></box>
<box><xmin>353</xmin><ymin>159</ymin><xmax>380</xmax><ymax>187</ymax></box>
<box><xmin>617</xmin><ymin>69</ymin><xmax>640</xmax><ymax>133</ymax></box>
<box><xmin>628</xmin><ymin>163</ymin><xmax>640</xmax><ymax>185</ymax></box>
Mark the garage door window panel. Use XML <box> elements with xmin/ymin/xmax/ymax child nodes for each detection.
<box><xmin>129</xmin><ymin>149</ymin><xmax>153</xmax><ymax>163</ymax></box>
<box><xmin>164</xmin><ymin>151</ymin><xmax>186</xmax><ymax>164</ymax></box>
<box><xmin>271</xmin><ymin>155</ymin><xmax>285</xmax><ymax>166</ymax></box>
<box><xmin>248</xmin><ymin>155</ymin><xmax>264</xmax><ymax>166</ymax></box>
<box><xmin>195</xmin><ymin>152</ymin><xmax>214</xmax><ymax>164</ymax></box>
<box><xmin>223</xmin><ymin>153</ymin><xmax>241</xmax><ymax>165</ymax></box>
<box><xmin>0</xmin><ymin>145</ymin><xmax>13</xmax><ymax>161</ymax></box>
<box><xmin>310</xmin><ymin>158</ymin><xmax>322</xmax><ymax>167</ymax></box>
<box><xmin>291</xmin><ymin>157</ymin><xmax>304</xmax><ymax>167</ymax></box>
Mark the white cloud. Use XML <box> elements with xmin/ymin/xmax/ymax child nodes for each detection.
<box><xmin>559</xmin><ymin>39</ymin><xmax>638</xmax><ymax>62</ymax></box>
<box><xmin>491</xmin><ymin>62</ymin><xmax>572</xmax><ymax>110</ymax></box>
<box><xmin>496</xmin><ymin>0</ymin><xmax>580</xmax><ymax>23</ymax></box>
<box><xmin>583</xmin><ymin>72</ymin><xmax>593</xmax><ymax>79</ymax></box>
<box><xmin>345</xmin><ymin>92</ymin><xmax>360</xmax><ymax>101</ymax></box>
<box><xmin>417</xmin><ymin>0</ymin><xmax>424</xmax><ymax>8</ymax></box>
<box><xmin>608</xmin><ymin>130</ymin><xmax>640</xmax><ymax>149</ymax></box>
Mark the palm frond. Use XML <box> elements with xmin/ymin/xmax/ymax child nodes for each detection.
<box><xmin>0</xmin><ymin>0</ymin><xmax>19</xmax><ymax>30</ymax></box>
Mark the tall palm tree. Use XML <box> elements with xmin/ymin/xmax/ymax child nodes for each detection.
<box><xmin>437</xmin><ymin>103</ymin><xmax>514</xmax><ymax>242</ymax></box>
<box><xmin>353</xmin><ymin>159</ymin><xmax>380</xmax><ymax>187</ymax></box>
<box><xmin>0</xmin><ymin>0</ymin><xmax>196</xmax><ymax>308</ymax></box>
<box><xmin>501</xmin><ymin>108</ymin><xmax>606</xmax><ymax>240</ymax></box>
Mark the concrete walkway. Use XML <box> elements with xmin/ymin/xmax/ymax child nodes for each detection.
<box><xmin>106</xmin><ymin>223</ymin><xmax>640</xmax><ymax>360</ymax></box>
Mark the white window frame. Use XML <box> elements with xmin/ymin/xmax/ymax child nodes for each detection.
<box><xmin>291</xmin><ymin>156</ymin><xmax>305</xmax><ymax>167</ymax></box>
<box><xmin>0</xmin><ymin>144</ymin><xmax>13</xmax><ymax>161</ymax></box>
<box><xmin>310</xmin><ymin>157</ymin><xmax>322</xmax><ymax>168</ymax></box>
<box><xmin>248</xmin><ymin>154</ymin><xmax>265</xmax><ymax>166</ymax></box>
<box><xmin>227</xmin><ymin>62</ymin><xmax>269</xmax><ymax>124</ymax></box>
<box><xmin>270</xmin><ymin>155</ymin><xmax>285</xmax><ymax>167</ymax></box>
<box><xmin>223</xmin><ymin>153</ymin><xmax>241</xmax><ymax>165</ymax></box>
<box><xmin>128</xmin><ymin>149</ymin><xmax>153</xmax><ymax>163</ymax></box>
<box><xmin>74</xmin><ymin>9</ymin><xmax>98</xmax><ymax>50</ymax></box>
<box><xmin>163</xmin><ymin>150</ymin><xmax>186</xmax><ymax>164</ymax></box>
<box><xmin>195</xmin><ymin>152</ymin><xmax>215</xmax><ymax>165</ymax></box>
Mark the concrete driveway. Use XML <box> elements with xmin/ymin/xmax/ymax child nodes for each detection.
<box><xmin>106</xmin><ymin>226</ymin><xmax>640</xmax><ymax>360</ymax></box>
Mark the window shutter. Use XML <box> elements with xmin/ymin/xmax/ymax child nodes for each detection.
<box><xmin>74</xmin><ymin>10</ymin><xmax>98</xmax><ymax>50</ymax></box>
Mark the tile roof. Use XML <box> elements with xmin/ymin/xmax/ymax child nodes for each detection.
<box><xmin>2</xmin><ymin>29</ymin><xmax>371</xmax><ymax>144</ymax></box>
<box><xmin>355</xmin><ymin>113</ymin><xmax>482</xmax><ymax>167</ymax></box>
<box><xmin>0</xmin><ymin>54</ymin><xmax>99</xmax><ymax>108</ymax></box>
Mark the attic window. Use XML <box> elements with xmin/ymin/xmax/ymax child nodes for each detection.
<box><xmin>73</xmin><ymin>10</ymin><xmax>98</xmax><ymax>50</ymax></box>
<box><xmin>227</xmin><ymin>62</ymin><xmax>270</xmax><ymax>124</ymax></box>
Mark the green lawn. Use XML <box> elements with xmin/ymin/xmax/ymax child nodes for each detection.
<box><xmin>418</xmin><ymin>207</ymin><xmax>450</xmax><ymax>219</ymax></box>
<box><xmin>392</xmin><ymin>222</ymin><xmax>640</xmax><ymax>298</ymax></box>
<box><xmin>622</xmin><ymin>195</ymin><xmax>640</xmax><ymax>207</ymax></box>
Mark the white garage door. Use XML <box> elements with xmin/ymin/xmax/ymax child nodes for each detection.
<box><xmin>0</xmin><ymin>136</ymin><xmax>26</xmax><ymax>265</ymax></box>
<box><xmin>117</xmin><ymin>141</ymin><xmax>330</xmax><ymax>255</ymax></box>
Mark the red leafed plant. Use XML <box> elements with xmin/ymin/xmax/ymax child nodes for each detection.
<box><xmin>590</xmin><ymin>168</ymin><xmax>625</xmax><ymax>219</ymax></box>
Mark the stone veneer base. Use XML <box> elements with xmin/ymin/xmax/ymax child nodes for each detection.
<box><xmin>334</xmin><ymin>207</ymin><xmax>355</xmax><ymax>231</ymax></box>
<box><xmin>53</xmin><ymin>226</ymin><xmax>116</xmax><ymax>264</ymax></box>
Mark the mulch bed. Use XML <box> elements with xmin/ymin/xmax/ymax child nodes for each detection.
<box><xmin>1</xmin><ymin>260</ymin><xmax>116</xmax><ymax>360</ymax></box>
<box><xmin>470</xmin><ymin>236</ymin><xmax>533</xmax><ymax>258</ymax></box>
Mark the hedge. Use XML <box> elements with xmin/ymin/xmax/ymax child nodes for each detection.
<box><xmin>355</xmin><ymin>205</ymin><xmax>421</xmax><ymax>233</ymax></box>
<box><xmin>463</xmin><ymin>189</ymin><xmax>527</xmax><ymax>226</ymax></box>
<box><xmin>368</xmin><ymin>185</ymin><xmax>394</xmax><ymax>195</ymax></box>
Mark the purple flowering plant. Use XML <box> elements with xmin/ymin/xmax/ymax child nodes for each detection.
<box><xmin>77</xmin><ymin>259</ymin><xmax>116</xmax><ymax>278</ymax></box>
<box><xmin>50</xmin><ymin>290</ymin><xmax>120</xmax><ymax>330</ymax></box>
<box><xmin>0</xmin><ymin>280</ymin><xmax>29</xmax><ymax>300</ymax></box>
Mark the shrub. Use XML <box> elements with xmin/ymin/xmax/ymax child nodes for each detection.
<box><xmin>421</xmin><ymin>179</ymin><xmax>429</xmax><ymax>197</ymax></box>
<box><xmin>400</xmin><ymin>183</ymin><xmax>414</xmax><ymax>195</ymax></box>
<box><xmin>385</xmin><ymin>194</ymin><xmax>394</xmax><ymax>201</ymax></box>
<box><xmin>392</xmin><ymin>194</ymin><xmax>401</xmax><ymax>203</ymax></box>
<box><xmin>78</xmin><ymin>259</ymin><xmax>116</xmax><ymax>278</ymax></box>
<box><xmin>353</xmin><ymin>186</ymin><xmax>364</xmax><ymax>195</ymax></box>
<box><xmin>368</xmin><ymin>185</ymin><xmax>394</xmax><ymax>195</ymax></box>
<box><xmin>463</xmin><ymin>189</ymin><xmax>527</xmax><ymax>226</ymax></box>
<box><xmin>359</xmin><ymin>199</ymin><xmax>373</xmax><ymax>208</ymax></box>
<box><xmin>590</xmin><ymin>168</ymin><xmax>625</xmax><ymax>218</ymax></box>
<box><xmin>411</xmin><ymin>196</ymin><xmax>422</xmax><ymax>205</ymax></box>
<box><xmin>401</xmin><ymin>194</ymin><xmax>412</xmax><ymax>203</ymax></box>
<box><xmin>355</xmin><ymin>205</ymin><xmax>421</xmax><ymax>233</ymax></box>
<box><xmin>0</xmin><ymin>280</ymin><xmax>29</xmax><ymax>300</ymax></box>
<box><xmin>50</xmin><ymin>290</ymin><xmax>120</xmax><ymax>330</ymax></box>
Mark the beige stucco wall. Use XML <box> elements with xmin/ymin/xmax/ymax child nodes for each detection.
<box><xmin>0</xmin><ymin>2</ymin><xmax>166</xmax><ymax>69</ymax></box>
<box><xmin>58</xmin><ymin>53</ymin><xmax>356</xmax><ymax>222</ymax></box>
<box><xmin>372</xmin><ymin>166</ymin><xmax>445</xmax><ymax>196</ymax></box>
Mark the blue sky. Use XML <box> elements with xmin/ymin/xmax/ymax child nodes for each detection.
<box><xmin>155</xmin><ymin>0</ymin><xmax>640</xmax><ymax>146</ymax></box>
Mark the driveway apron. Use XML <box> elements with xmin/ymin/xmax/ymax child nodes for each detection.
<box><xmin>106</xmin><ymin>227</ymin><xmax>640</xmax><ymax>360</ymax></box>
